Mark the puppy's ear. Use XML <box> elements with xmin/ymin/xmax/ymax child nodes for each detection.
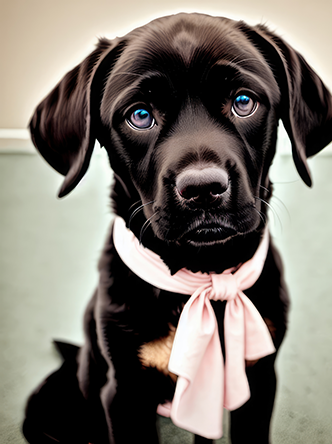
<box><xmin>244</xmin><ymin>24</ymin><xmax>332</xmax><ymax>186</ymax></box>
<box><xmin>30</xmin><ymin>38</ymin><xmax>122</xmax><ymax>197</ymax></box>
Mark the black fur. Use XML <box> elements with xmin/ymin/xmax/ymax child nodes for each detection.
<box><xmin>23</xmin><ymin>13</ymin><xmax>332</xmax><ymax>444</ymax></box>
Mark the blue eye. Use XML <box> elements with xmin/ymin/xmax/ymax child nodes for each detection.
<box><xmin>232</xmin><ymin>94</ymin><xmax>258</xmax><ymax>117</ymax></box>
<box><xmin>127</xmin><ymin>108</ymin><xmax>155</xmax><ymax>130</ymax></box>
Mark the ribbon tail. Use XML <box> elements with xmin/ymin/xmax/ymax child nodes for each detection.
<box><xmin>157</xmin><ymin>401</ymin><xmax>172</xmax><ymax>417</ymax></box>
<box><xmin>223</xmin><ymin>296</ymin><xmax>250</xmax><ymax>411</ymax></box>
<box><xmin>168</xmin><ymin>290</ymin><xmax>224</xmax><ymax>439</ymax></box>
<box><xmin>239</xmin><ymin>292</ymin><xmax>276</xmax><ymax>361</ymax></box>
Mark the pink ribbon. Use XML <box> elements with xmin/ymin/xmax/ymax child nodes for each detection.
<box><xmin>113</xmin><ymin>216</ymin><xmax>275</xmax><ymax>439</ymax></box>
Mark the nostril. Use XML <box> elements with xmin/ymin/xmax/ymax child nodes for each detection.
<box><xmin>180</xmin><ymin>182</ymin><xmax>226</xmax><ymax>201</ymax></box>
<box><xmin>176</xmin><ymin>167</ymin><xmax>229</xmax><ymax>205</ymax></box>
<box><xmin>179</xmin><ymin>185</ymin><xmax>200</xmax><ymax>200</ymax></box>
<box><xmin>209</xmin><ymin>182</ymin><xmax>227</xmax><ymax>196</ymax></box>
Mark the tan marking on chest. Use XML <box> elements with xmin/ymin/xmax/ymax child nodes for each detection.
<box><xmin>139</xmin><ymin>317</ymin><xmax>277</xmax><ymax>371</ymax></box>
<box><xmin>138</xmin><ymin>325</ymin><xmax>177</xmax><ymax>382</ymax></box>
<box><xmin>264</xmin><ymin>317</ymin><xmax>277</xmax><ymax>340</ymax></box>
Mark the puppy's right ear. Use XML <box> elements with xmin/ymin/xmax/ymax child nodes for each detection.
<box><xmin>242</xmin><ymin>24</ymin><xmax>332</xmax><ymax>187</ymax></box>
<box><xmin>30</xmin><ymin>38</ymin><xmax>123</xmax><ymax>197</ymax></box>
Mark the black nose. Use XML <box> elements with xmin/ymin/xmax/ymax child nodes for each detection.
<box><xmin>176</xmin><ymin>167</ymin><xmax>229</xmax><ymax>206</ymax></box>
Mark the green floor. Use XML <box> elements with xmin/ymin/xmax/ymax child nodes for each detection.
<box><xmin>0</xmin><ymin>150</ymin><xmax>331</xmax><ymax>443</ymax></box>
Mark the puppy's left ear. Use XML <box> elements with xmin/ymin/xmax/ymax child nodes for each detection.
<box><xmin>244</xmin><ymin>24</ymin><xmax>332</xmax><ymax>186</ymax></box>
<box><xmin>30</xmin><ymin>38</ymin><xmax>123</xmax><ymax>197</ymax></box>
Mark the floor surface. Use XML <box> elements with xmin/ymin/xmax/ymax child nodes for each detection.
<box><xmin>0</xmin><ymin>150</ymin><xmax>331</xmax><ymax>443</ymax></box>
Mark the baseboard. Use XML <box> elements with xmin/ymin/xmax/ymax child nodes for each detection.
<box><xmin>0</xmin><ymin>129</ymin><xmax>35</xmax><ymax>153</ymax></box>
<box><xmin>1</xmin><ymin>128</ymin><xmax>331</xmax><ymax>156</ymax></box>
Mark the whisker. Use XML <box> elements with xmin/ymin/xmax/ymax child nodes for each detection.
<box><xmin>139</xmin><ymin>213</ymin><xmax>158</xmax><ymax>242</ymax></box>
<box><xmin>253</xmin><ymin>207</ymin><xmax>267</xmax><ymax>227</ymax></box>
<box><xmin>259</xmin><ymin>185</ymin><xmax>290</xmax><ymax>221</ymax></box>
<box><xmin>272</xmin><ymin>179</ymin><xmax>300</xmax><ymax>185</ymax></box>
<box><xmin>271</xmin><ymin>195</ymin><xmax>291</xmax><ymax>222</ymax></box>
<box><xmin>128</xmin><ymin>200</ymin><xmax>143</xmax><ymax>213</ymax></box>
<box><xmin>255</xmin><ymin>196</ymin><xmax>282</xmax><ymax>231</ymax></box>
<box><xmin>129</xmin><ymin>200</ymin><xmax>155</xmax><ymax>228</ymax></box>
<box><xmin>259</xmin><ymin>185</ymin><xmax>270</xmax><ymax>194</ymax></box>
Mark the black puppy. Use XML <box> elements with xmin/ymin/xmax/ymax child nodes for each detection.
<box><xmin>23</xmin><ymin>13</ymin><xmax>332</xmax><ymax>444</ymax></box>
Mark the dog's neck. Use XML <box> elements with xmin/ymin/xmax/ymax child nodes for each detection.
<box><xmin>124</xmin><ymin>212</ymin><xmax>264</xmax><ymax>275</ymax></box>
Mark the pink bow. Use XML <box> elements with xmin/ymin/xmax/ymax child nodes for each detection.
<box><xmin>113</xmin><ymin>216</ymin><xmax>275</xmax><ymax>439</ymax></box>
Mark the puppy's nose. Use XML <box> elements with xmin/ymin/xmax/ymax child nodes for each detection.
<box><xmin>176</xmin><ymin>167</ymin><xmax>229</xmax><ymax>205</ymax></box>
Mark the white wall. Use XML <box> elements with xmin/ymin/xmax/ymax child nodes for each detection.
<box><xmin>1</xmin><ymin>0</ymin><xmax>332</xmax><ymax>131</ymax></box>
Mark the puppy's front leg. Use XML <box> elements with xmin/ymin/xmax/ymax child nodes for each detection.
<box><xmin>100</xmin><ymin>368</ymin><xmax>161</xmax><ymax>444</ymax></box>
<box><xmin>230</xmin><ymin>354</ymin><xmax>277</xmax><ymax>444</ymax></box>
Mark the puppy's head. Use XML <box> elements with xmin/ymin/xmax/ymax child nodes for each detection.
<box><xmin>30</xmin><ymin>14</ymin><xmax>332</xmax><ymax>252</ymax></box>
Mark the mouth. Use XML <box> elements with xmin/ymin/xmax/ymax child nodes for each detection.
<box><xmin>179</xmin><ymin>223</ymin><xmax>238</xmax><ymax>246</ymax></box>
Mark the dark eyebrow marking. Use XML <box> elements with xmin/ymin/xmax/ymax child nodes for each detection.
<box><xmin>106</xmin><ymin>70</ymin><xmax>175</xmax><ymax>121</ymax></box>
<box><xmin>207</xmin><ymin>60</ymin><xmax>278</xmax><ymax>104</ymax></box>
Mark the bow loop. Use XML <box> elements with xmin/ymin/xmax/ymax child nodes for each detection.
<box><xmin>210</xmin><ymin>273</ymin><xmax>238</xmax><ymax>301</ymax></box>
